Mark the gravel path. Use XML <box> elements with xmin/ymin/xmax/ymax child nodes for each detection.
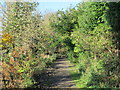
<box><xmin>34</xmin><ymin>58</ymin><xmax>76</xmax><ymax>88</ymax></box>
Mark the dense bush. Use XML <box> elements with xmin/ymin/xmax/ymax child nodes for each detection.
<box><xmin>51</xmin><ymin>2</ymin><xmax>120</xmax><ymax>88</ymax></box>
<box><xmin>1</xmin><ymin>2</ymin><xmax>58</xmax><ymax>88</ymax></box>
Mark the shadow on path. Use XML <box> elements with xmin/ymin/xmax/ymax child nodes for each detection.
<box><xmin>32</xmin><ymin>58</ymin><xmax>76</xmax><ymax>88</ymax></box>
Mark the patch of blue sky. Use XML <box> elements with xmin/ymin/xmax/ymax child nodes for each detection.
<box><xmin>37</xmin><ymin>2</ymin><xmax>81</xmax><ymax>15</ymax></box>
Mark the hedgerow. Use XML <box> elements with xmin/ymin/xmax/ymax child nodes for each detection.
<box><xmin>51</xmin><ymin>1</ymin><xmax>120</xmax><ymax>88</ymax></box>
<box><xmin>1</xmin><ymin>2</ymin><xmax>58</xmax><ymax>88</ymax></box>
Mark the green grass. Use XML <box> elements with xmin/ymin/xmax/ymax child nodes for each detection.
<box><xmin>69</xmin><ymin>64</ymin><xmax>81</xmax><ymax>87</ymax></box>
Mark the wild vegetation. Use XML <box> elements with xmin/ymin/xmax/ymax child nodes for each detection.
<box><xmin>0</xmin><ymin>1</ymin><xmax>120</xmax><ymax>88</ymax></box>
<box><xmin>51</xmin><ymin>2</ymin><xmax>120</xmax><ymax>88</ymax></box>
<box><xmin>1</xmin><ymin>2</ymin><xmax>59</xmax><ymax>88</ymax></box>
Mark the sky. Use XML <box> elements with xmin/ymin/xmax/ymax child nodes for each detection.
<box><xmin>37</xmin><ymin>2</ymin><xmax>81</xmax><ymax>15</ymax></box>
<box><xmin>0</xmin><ymin>1</ymin><xmax>82</xmax><ymax>15</ymax></box>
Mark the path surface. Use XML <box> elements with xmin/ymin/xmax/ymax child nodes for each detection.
<box><xmin>35</xmin><ymin>58</ymin><xmax>76</xmax><ymax>88</ymax></box>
